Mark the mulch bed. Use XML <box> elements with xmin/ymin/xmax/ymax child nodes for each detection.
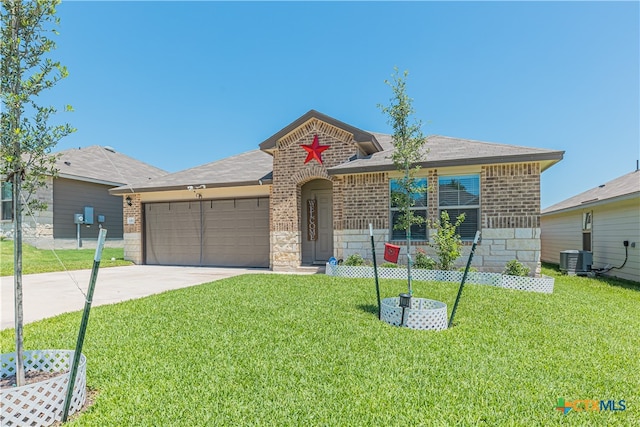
<box><xmin>0</xmin><ymin>370</ymin><xmax>65</xmax><ymax>389</ymax></box>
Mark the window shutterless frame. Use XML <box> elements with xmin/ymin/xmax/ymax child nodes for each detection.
<box><xmin>389</xmin><ymin>178</ymin><xmax>428</xmax><ymax>241</ymax></box>
<box><xmin>437</xmin><ymin>175</ymin><xmax>480</xmax><ymax>240</ymax></box>
<box><xmin>1</xmin><ymin>181</ymin><xmax>13</xmax><ymax>221</ymax></box>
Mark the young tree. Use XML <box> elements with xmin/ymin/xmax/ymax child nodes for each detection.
<box><xmin>1</xmin><ymin>0</ymin><xmax>74</xmax><ymax>386</ymax></box>
<box><xmin>379</xmin><ymin>68</ymin><xmax>427</xmax><ymax>295</ymax></box>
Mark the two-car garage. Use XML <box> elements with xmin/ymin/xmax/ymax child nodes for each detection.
<box><xmin>144</xmin><ymin>197</ymin><xmax>270</xmax><ymax>268</ymax></box>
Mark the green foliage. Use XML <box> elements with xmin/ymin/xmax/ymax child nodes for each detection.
<box><xmin>1</xmin><ymin>0</ymin><xmax>75</xmax><ymax>209</ymax></box>
<box><xmin>1</xmin><ymin>0</ymin><xmax>75</xmax><ymax>385</ymax></box>
<box><xmin>343</xmin><ymin>253</ymin><xmax>366</xmax><ymax>266</ymax></box>
<box><xmin>429</xmin><ymin>210</ymin><xmax>466</xmax><ymax>270</ymax></box>
<box><xmin>379</xmin><ymin>68</ymin><xmax>427</xmax><ymax>240</ymax></box>
<box><xmin>503</xmin><ymin>259</ymin><xmax>531</xmax><ymax>277</ymax></box>
<box><xmin>0</xmin><ymin>240</ymin><xmax>132</xmax><ymax>276</ymax></box>
<box><xmin>1</xmin><ymin>271</ymin><xmax>639</xmax><ymax>425</ymax></box>
<box><xmin>379</xmin><ymin>262</ymin><xmax>399</xmax><ymax>268</ymax></box>
<box><xmin>413</xmin><ymin>247</ymin><xmax>437</xmax><ymax>270</ymax></box>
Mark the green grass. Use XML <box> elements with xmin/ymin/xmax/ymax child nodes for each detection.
<box><xmin>1</xmin><ymin>265</ymin><xmax>638</xmax><ymax>425</ymax></box>
<box><xmin>0</xmin><ymin>240</ymin><xmax>132</xmax><ymax>276</ymax></box>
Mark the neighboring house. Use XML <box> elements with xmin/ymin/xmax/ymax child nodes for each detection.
<box><xmin>111</xmin><ymin>110</ymin><xmax>564</xmax><ymax>275</ymax></box>
<box><xmin>0</xmin><ymin>145</ymin><xmax>168</xmax><ymax>248</ymax></box>
<box><xmin>541</xmin><ymin>169</ymin><xmax>640</xmax><ymax>283</ymax></box>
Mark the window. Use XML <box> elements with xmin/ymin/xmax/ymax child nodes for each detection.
<box><xmin>438</xmin><ymin>175</ymin><xmax>480</xmax><ymax>240</ymax></box>
<box><xmin>390</xmin><ymin>178</ymin><xmax>427</xmax><ymax>241</ymax></box>
<box><xmin>1</xmin><ymin>181</ymin><xmax>13</xmax><ymax>221</ymax></box>
<box><xmin>582</xmin><ymin>211</ymin><xmax>592</xmax><ymax>251</ymax></box>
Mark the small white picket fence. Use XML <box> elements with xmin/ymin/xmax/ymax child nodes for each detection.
<box><xmin>326</xmin><ymin>264</ymin><xmax>554</xmax><ymax>294</ymax></box>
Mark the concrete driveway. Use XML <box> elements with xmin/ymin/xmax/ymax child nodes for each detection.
<box><xmin>1</xmin><ymin>265</ymin><xmax>269</xmax><ymax>330</ymax></box>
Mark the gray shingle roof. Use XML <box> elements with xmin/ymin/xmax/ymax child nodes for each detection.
<box><xmin>327</xmin><ymin>134</ymin><xmax>564</xmax><ymax>174</ymax></box>
<box><xmin>109</xmin><ymin>113</ymin><xmax>565</xmax><ymax>194</ymax></box>
<box><xmin>56</xmin><ymin>146</ymin><xmax>168</xmax><ymax>185</ymax></box>
<box><xmin>111</xmin><ymin>149</ymin><xmax>273</xmax><ymax>194</ymax></box>
<box><xmin>542</xmin><ymin>170</ymin><xmax>640</xmax><ymax>214</ymax></box>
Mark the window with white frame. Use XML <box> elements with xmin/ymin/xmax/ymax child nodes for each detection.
<box><xmin>438</xmin><ymin>175</ymin><xmax>480</xmax><ymax>240</ymax></box>
<box><xmin>389</xmin><ymin>178</ymin><xmax>427</xmax><ymax>241</ymax></box>
<box><xmin>1</xmin><ymin>181</ymin><xmax>13</xmax><ymax>221</ymax></box>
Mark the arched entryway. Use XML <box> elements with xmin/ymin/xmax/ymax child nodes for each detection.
<box><xmin>301</xmin><ymin>179</ymin><xmax>333</xmax><ymax>265</ymax></box>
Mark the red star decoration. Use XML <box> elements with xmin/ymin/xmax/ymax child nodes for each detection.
<box><xmin>300</xmin><ymin>134</ymin><xmax>330</xmax><ymax>165</ymax></box>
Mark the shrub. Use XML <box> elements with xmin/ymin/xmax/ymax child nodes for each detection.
<box><xmin>457</xmin><ymin>266</ymin><xmax>478</xmax><ymax>273</ymax></box>
<box><xmin>344</xmin><ymin>254</ymin><xmax>366</xmax><ymax>266</ymax></box>
<box><xmin>429</xmin><ymin>210</ymin><xmax>466</xmax><ymax>270</ymax></box>
<box><xmin>379</xmin><ymin>262</ymin><xmax>399</xmax><ymax>268</ymax></box>
<box><xmin>413</xmin><ymin>248</ymin><xmax>437</xmax><ymax>270</ymax></box>
<box><xmin>503</xmin><ymin>260</ymin><xmax>530</xmax><ymax>277</ymax></box>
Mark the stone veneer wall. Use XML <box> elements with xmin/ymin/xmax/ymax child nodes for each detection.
<box><xmin>270</xmin><ymin>119</ymin><xmax>359</xmax><ymax>270</ymax></box>
<box><xmin>123</xmin><ymin>193</ymin><xmax>143</xmax><ymax>264</ymax></box>
<box><xmin>480</xmin><ymin>163</ymin><xmax>541</xmax><ymax>275</ymax></box>
<box><xmin>1</xmin><ymin>176</ymin><xmax>55</xmax><ymax>249</ymax></box>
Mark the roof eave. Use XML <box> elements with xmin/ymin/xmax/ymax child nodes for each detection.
<box><xmin>58</xmin><ymin>173</ymin><xmax>125</xmax><ymax>187</ymax></box>
<box><xmin>109</xmin><ymin>179</ymin><xmax>273</xmax><ymax>195</ymax></box>
<box><xmin>328</xmin><ymin>152</ymin><xmax>565</xmax><ymax>176</ymax></box>
<box><xmin>542</xmin><ymin>191</ymin><xmax>640</xmax><ymax>216</ymax></box>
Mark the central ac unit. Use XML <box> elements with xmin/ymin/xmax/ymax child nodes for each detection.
<box><xmin>560</xmin><ymin>250</ymin><xmax>593</xmax><ymax>275</ymax></box>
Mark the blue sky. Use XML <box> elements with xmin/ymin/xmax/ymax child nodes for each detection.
<box><xmin>44</xmin><ymin>1</ymin><xmax>639</xmax><ymax>208</ymax></box>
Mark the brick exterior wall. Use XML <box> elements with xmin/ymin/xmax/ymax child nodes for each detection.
<box><xmin>334</xmin><ymin>172</ymin><xmax>389</xmax><ymax>231</ymax></box>
<box><xmin>481</xmin><ymin>163</ymin><xmax>540</xmax><ymax>228</ymax></box>
<box><xmin>270</xmin><ymin>118</ymin><xmax>359</xmax><ymax>270</ymax></box>
<box><xmin>335</xmin><ymin>162</ymin><xmax>543</xmax><ymax>276</ymax></box>
<box><xmin>123</xmin><ymin>194</ymin><xmax>143</xmax><ymax>263</ymax></box>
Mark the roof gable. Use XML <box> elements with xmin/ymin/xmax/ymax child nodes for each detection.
<box><xmin>542</xmin><ymin>169</ymin><xmax>640</xmax><ymax>214</ymax></box>
<box><xmin>259</xmin><ymin>110</ymin><xmax>382</xmax><ymax>155</ymax></box>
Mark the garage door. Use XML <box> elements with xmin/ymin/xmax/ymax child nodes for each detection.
<box><xmin>145</xmin><ymin>198</ymin><xmax>269</xmax><ymax>267</ymax></box>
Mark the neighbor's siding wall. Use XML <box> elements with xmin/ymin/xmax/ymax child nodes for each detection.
<box><xmin>53</xmin><ymin>178</ymin><xmax>123</xmax><ymax>240</ymax></box>
<box><xmin>543</xmin><ymin>197</ymin><xmax>640</xmax><ymax>282</ymax></box>
<box><xmin>1</xmin><ymin>176</ymin><xmax>54</xmax><ymax>248</ymax></box>
<box><xmin>540</xmin><ymin>211</ymin><xmax>582</xmax><ymax>264</ymax></box>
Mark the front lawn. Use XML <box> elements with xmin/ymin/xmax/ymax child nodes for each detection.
<box><xmin>1</xmin><ymin>266</ymin><xmax>638</xmax><ymax>425</ymax></box>
<box><xmin>0</xmin><ymin>240</ymin><xmax>132</xmax><ymax>276</ymax></box>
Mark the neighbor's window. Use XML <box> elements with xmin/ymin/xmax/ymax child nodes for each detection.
<box><xmin>390</xmin><ymin>178</ymin><xmax>427</xmax><ymax>241</ymax></box>
<box><xmin>1</xmin><ymin>181</ymin><xmax>13</xmax><ymax>221</ymax></box>
<box><xmin>438</xmin><ymin>175</ymin><xmax>480</xmax><ymax>240</ymax></box>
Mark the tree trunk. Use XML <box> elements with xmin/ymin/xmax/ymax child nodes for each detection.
<box><xmin>10</xmin><ymin>0</ymin><xmax>25</xmax><ymax>387</ymax></box>
<box><xmin>13</xmin><ymin>170</ymin><xmax>25</xmax><ymax>386</ymax></box>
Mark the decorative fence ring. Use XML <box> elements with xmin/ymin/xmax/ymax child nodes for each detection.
<box><xmin>381</xmin><ymin>297</ymin><xmax>448</xmax><ymax>330</ymax></box>
<box><xmin>1</xmin><ymin>350</ymin><xmax>87</xmax><ymax>427</ymax></box>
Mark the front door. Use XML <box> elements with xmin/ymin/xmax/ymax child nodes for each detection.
<box><xmin>313</xmin><ymin>190</ymin><xmax>333</xmax><ymax>263</ymax></box>
<box><xmin>302</xmin><ymin>181</ymin><xmax>333</xmax><ymax>264</ymax></box>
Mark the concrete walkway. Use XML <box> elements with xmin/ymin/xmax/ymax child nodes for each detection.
<box><xmin>1</xmin><ymin>265</ymin><xmax>272</xmax><ymax>330</ymax></box>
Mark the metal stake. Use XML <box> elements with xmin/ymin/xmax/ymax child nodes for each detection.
<box><xmin>370</xmin><ymin>224</ymin><xmax>381</xmax><ymax>320</ymax></box>
<box><xmin>62</xmin><ymin>228</ymin><xmax>107</xmax><ymax>422</ymax></box>
<box><xmin>448</xmin><ymin>231</ymin><xmax>481</xmax><ymax>328</ymax></box>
